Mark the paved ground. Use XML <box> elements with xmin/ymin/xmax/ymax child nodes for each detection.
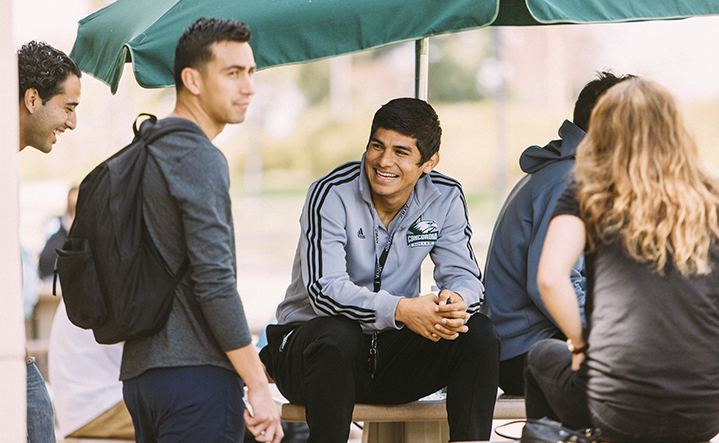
<box><xmin>232</xmin><ymin>195</ymin><xmax>306</xmax><ymax>333</ymax></box>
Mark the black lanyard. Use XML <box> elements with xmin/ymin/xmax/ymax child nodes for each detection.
<box><xmin>369</xmin><ymin>234</ymin><xmax>396</xmax><ymax>379</ymax></box>
<box><xmin>372</xmin><ymin>204</ymin><xmax>409</xmax><ymax>293</ymax></box>
<box><xmin>373</xmin><ymin>233</ymin><xmax>394</xmax><ymax>292</ymax></box>
<box><xmin>370</xmin><ymin>226</ymin><xmax>394</xmax><ymax>378</ymax></box>
<box><xmin>369</xmin><ymin>204</ymin><xmax>407</xmax><ymax>378</ymax></box>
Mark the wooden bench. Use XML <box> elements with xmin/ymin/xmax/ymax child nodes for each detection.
<box><xmin>60</xmin><ymin>393</ymin><xmax>523</xmax><ymax>443</ymax></box>
<box><xmin>274</xmin><ymin>390</ymin><xmax>525</xmax><ymax>443</ymax></box>
<box><xmin>61</xmin><ymin>439</ymin><xmax>134</xmax><ymax>443</ymax></box>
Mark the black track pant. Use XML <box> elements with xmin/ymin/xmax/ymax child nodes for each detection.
<box><xmin>261</xmin><ymin>314</ymin><xmax>500</xmax><ymax>443</ymax></box>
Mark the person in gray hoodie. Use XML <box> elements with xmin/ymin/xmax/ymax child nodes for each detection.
<box><xmin>483</xmin><ymin>72</ymin><xmax>635</xmax><ymax>396</ymax></box>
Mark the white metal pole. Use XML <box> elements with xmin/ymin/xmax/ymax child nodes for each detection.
<box><xmin>414</xmin><ymin>38</ymin><xmax>429</xmax><ymax>100</ymax></box>
<box><xmin>414</xmin><ymin>37</ymin><xmax>429</xmax><ymax>292</ymax></box>
<box><xmin>0</xmin><ymin>0</ymin><xmax>27</xmax><ymax>440</ymax></box>
<box><xmin>491</xmin><ymin>29</ymin><xmax>508</xmax><ymax>200</ymax></box>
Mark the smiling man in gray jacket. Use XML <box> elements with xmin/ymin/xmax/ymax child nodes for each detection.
<box><xmin>261</xmin><ymin>98</ymin><xmax>500</xmax><ymax>443</ymax></box>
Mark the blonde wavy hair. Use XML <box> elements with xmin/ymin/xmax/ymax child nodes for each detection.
<box><xmin>575</xmin><ymin>79</ymin><xmax>719</xmax><ymax>275</ymax></box>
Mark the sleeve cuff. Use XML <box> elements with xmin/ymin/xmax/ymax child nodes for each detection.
<box><xmin>374</xmin><ymin>292</ymin><xmax>404</xmax><ymax>331</ymax></box>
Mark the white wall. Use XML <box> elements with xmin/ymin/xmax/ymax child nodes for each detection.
<box><xmin>0</xmin><ymin>0</ymin><xmax>27</xmax><ymax>440</ymax></box>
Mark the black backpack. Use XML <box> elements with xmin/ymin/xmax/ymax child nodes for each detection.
<box><xmin>55</xmin><ymin>114</ymin><xmax>193</xmax><ymax>344</ymax></box>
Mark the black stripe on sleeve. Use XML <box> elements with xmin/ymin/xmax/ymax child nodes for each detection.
<box><xmin>304</xmin><ymin>162</ymin><xmax>378</xmax><ymax>323</ymax></box>
<box><xmin>429</xmin><ymin>171</ymin><xmax>483</xmax><ymax>281</ymax></box>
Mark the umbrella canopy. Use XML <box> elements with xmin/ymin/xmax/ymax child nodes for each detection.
<box><xmin>71</xmin><ymin>0</ymin><xmax>719</xmax><ymax>94</ymax></box>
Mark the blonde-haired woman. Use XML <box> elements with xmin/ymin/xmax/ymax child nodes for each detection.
<box><xmin>526</xmin><ymin>79</ymin><xmax>719</xmax><ymax>442</ymax></box>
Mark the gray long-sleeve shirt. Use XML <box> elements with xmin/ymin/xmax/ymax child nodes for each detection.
<box><xmin>121</xmin><ymin>117</ymin><xmax>251</xmax><ymax>380</ymax></box>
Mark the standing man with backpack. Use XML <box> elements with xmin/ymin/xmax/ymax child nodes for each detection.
<box><xmin>18</xmin><ymin>40</ymin><xmax>81</xmax><ymax>443</ymax></box>
<box><xmin>119</xmin><ymin>18</ymin><xmax>282</xmax><ymax>443</ymax></box>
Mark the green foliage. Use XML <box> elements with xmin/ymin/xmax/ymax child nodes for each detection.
<box><xmin>428</xmin><ymin>57</ymin><xmax>485</xmax><ymax>103</ymax></box>
<box><xmin>297</xmin><ymin>60</ymin><xmax>330</xmax><ymax>106</ymax></box>
<box><xmin>261</xmin><ymin>103</ymin><xmax>371</xmax><ymax>174</ymax></box>
<box><xmin>428</xmin><ymin>33</ymin><xmax>491</xmax><ymax>103</ymax></box>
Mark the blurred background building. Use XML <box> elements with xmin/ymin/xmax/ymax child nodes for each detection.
<box><xmin>16</xmin><ymin>0</ymin><xmax>719</xmax><ymax>335</ymax></box>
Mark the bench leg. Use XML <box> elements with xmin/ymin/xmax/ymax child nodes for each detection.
<box><xmin>363</xmin><ymin>421</ymin><xmax>449</xmax><ymax>443</ymax></box>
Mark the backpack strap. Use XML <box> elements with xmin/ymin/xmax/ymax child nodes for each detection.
<box><xmin>136</xmin><ymin>114</ymin><xmax>206</xmax><ymax>145</ymax></box>
<box><xmin>133</xmin><ymin>113</ymin><xmax>157</xmax><ymax>137</ymax></box>
<box><xmin>173</xmin><ymin>256</ymin><xmax>191</xmax><ymax>286</ymax></box>
<box><xmin>134</xmin><ymin>114</ymin><xmax>199</xmax><ymax>282</ymax></box>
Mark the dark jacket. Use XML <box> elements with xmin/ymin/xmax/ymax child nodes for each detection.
<box><xmin>483</xmin><ymin>120</ymin><xmax>586</xmax><ymax>361</ymax></box>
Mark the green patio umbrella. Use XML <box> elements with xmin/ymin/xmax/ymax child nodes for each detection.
<box><xmin>70</xmin><ymin>0</ymin><xmax>719</xmax><ymax>94</ymax></box>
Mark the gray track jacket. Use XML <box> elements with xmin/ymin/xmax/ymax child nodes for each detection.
<box><xmin>276</xmin><ymin>156</ymin><xmax>483</xmax><ymax>332</ymax></box>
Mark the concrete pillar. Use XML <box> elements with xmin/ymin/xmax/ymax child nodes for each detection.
<box><xmin>0</xmin><ymin>0</ymin><xmax>27</xmax><ymax>440</ymax></box>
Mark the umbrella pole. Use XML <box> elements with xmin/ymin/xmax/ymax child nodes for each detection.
<box><xmin>414</xmin><ymin>38</ymin><xmax>429</xmax><ymax>100</ymax></box>
<box><xmin>414</xmin><ymin>38</ymin><xmax>430</xmax><ymax>293</ymax></box>
<box><xmin>0</xmin><ymin>0</ymin><xmax>27</xmax><ymax>440</ymax></box>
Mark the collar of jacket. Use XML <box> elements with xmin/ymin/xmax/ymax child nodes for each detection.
<box><xmin>519</xmin><ymin>120</ymin><xmax>586</xmax><ymax>174</ymax></box>
<box><xmin>358</xmin><ymin>152</ymin><xmax>442</xmax><ymax>215</ymax></box>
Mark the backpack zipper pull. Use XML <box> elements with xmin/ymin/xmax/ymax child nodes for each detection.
<box><xmin>52</xmin><ymin>256</ymin><xmax>59</xmax><ymax>296</ymax></box>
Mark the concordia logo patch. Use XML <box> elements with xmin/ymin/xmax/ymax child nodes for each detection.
<box><xmin>407</xmin><ymin>216</ymin><xmax>438</xmax><ymax>248</ymax></box>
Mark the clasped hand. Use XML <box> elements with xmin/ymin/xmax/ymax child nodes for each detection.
<box><xmin>243</xmin><ymin>385</ymin><xmax>284</xmax><ymax>443</ymax></box>
<box><xmin>395</xmin><ymin>289</ymin><xmax>470</xmax><ymax>342</ymax></box>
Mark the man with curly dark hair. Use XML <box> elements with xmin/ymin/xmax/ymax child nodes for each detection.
<box><xmin>18</xmin><ymin>40</ymin><xmax>81</xmax><ymax>153</ymax></box>
<box><xmin>17</xmin><ymin>40</ymin><xmax>81</xmax><ymax>443</ymax></box>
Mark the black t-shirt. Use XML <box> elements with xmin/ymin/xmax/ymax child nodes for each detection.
<box><xmin>552</xmin><ymin>182</ymin><xmax>719</xmax><ymax>436</ymax></box>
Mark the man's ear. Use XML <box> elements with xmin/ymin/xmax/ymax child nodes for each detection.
<box><xmin>180</xmin><ymin>67</ymin><xmax>203</xmax><ymax>96</ymax></box>
<box><xmin>23</xmin><ymin>88</ymin><xmax>41</xmax><ymax>114</ymax></box>
<box><xmin>422</xmin><ymin>152</ymin><xmax>440</xmax><ymax>174</ymax></box>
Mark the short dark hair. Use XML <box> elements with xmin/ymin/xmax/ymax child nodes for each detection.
<box><xmin>573</xmin><ymin>71</ymin><xmax>637</xmax><ymax>132</ymax></box>
<box><xmin>369</xmin><ymin>98</ymin><xmax>442</xmax><ymax>165</ymax></box>
<box><xmin>18</xmin><ymin>41</ymin><xmax>81</xmax><ymax>104</ymax></box>
<box><xmin>174</xmin><ymin>17</ymin><xmax>251</xmax><ymax>91</ymax></box>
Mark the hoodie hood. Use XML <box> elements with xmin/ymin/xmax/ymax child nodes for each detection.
<box><xmin>519</xmin><ymin>120</ymin><xmax>586</xmax><ymax>174</ymax></box>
